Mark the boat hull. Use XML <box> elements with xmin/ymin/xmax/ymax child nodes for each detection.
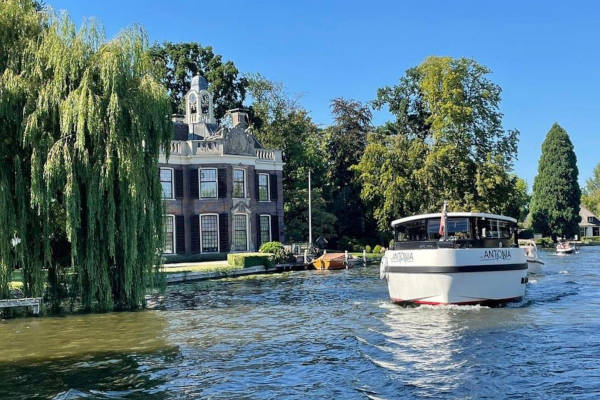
<box><xmin>526</xmin><ymin>259</ymin><xmax>543</xmax><ymax>274</ymax></box>
<box><xmin>383</xmin><ymin>248</ymin><xmax>527</xmax><ymax>305</ymax></box>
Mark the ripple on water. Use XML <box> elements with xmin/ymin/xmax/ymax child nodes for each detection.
<box><xmin>1</xmin><ymin>251</ymin><xmax>600</xmax><ymax>398</ymax></box>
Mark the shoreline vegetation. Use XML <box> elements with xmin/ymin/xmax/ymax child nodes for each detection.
<box><xmin>2</xmin><ymin>1</ymin><xmax>597</xmax><ymax>318</ymax></box>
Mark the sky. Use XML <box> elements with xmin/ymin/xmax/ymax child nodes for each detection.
<box><xmin>47</xmin><ymin>0</ymin><xmax>600</xmax><ymax>188</ymax></box>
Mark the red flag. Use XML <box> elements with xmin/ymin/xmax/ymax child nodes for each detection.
<box><xmin>439</xmin><ymin>202</ymin><xmax>447</xmax><ymax>237</ymax></box>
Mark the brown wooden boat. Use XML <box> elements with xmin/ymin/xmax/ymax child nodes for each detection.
<box><xmin>312</xmin><ymin>253</ymin><xmax>348</xmax><ymax>270</ymax></box>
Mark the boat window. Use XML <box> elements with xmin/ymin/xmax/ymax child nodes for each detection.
<box><xmin>427</xmin><ymin>218</ymin><xmax>469</xmax><ymax>240</ymax></box>
<box><xmin>395</xmin><ymin>219</ymin><xmax>427</xmax><ymax>241</ymax></box>
<box><xmin>480</xmin><ymin>219</ymin><xmax>513</xmax><ymax>239</ymax></box>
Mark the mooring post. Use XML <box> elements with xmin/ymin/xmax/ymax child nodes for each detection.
<box><xmin>304</xmin><ymin>249</ymin><xmax>308</xmax><ymax>264</ymax></box>
<box><xmin>345</xmin><ymin>250</ymin><xmax>348</xmax><ymax>269</ymax></box>
<box><xmin>324</xmin><ymin>249</ymin><xmax>327</xmax><ymax>255</ymax></box>
<box><xmin>363</xmin><ymin>249</ymin><xmax>367</xmax><ymax>266</ymax></box>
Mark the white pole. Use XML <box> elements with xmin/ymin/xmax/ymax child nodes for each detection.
<box><xmin>308</xmin><ymin>169</ymin><xmax>312</xmax><ymax>248</ymax></box>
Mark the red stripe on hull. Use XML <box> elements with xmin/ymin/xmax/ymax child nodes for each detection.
<box><xmin>391</xmin><ymin>296</ymin><xmax>522</xmax><ymax>306</ymax></box>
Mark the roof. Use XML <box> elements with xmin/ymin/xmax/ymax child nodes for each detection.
<box><xmin>580</xmin><ymin>206</ymin><xmax>600</xmax><ymax>227</ymax></box>
<box><xmin>391</xmin><ymin>212</ymin><xmax>517</xmax><ymax>227</ymax></box>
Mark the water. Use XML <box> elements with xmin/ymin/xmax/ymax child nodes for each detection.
<box><xmin>1</xmin><ymin>248</ymin><xmax>600</xmax><ymax>399</ymax></box>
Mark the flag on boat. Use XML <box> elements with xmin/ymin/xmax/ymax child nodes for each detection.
<box><xmin>439</xmin><ymin>201</ymin><xmax>447</xmax><ymax>237</ymax></box>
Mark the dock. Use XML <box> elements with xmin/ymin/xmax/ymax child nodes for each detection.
<box><xmin>0</xmin><ymin>297</ymin><xmax>42</xmax><ymax>314</ymax></box>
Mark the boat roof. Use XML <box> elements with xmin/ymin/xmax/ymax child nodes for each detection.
<box><xmin>391</xmin><ymin>212</ymin><xmax>517</xmax><ymax>227</ymax></box>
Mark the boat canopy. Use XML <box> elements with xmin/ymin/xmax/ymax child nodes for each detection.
<box><xmin>391</xmin><ymin>212</ymin><xmax>517</xmax><ymax>227</ymax></box>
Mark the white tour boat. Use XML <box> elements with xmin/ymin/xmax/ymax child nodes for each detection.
<box><xmin>519</xmin><ymin>239</ymin><xmax>544</xmax><ymax>274</ymax></box>
<box><xmin>380</xmin><ymin>210</ymin><xmax>528</xmax><ymax>305</ymax></box>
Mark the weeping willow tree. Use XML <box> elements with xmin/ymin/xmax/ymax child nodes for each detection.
<box><xmin>1</xmin><ymin>0</ymin><xmax>172</xmax><ymax>311</ymax></box>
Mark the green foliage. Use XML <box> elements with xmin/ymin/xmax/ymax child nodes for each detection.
<box><xmin>534</xmin><ymin>237</ymin><xmax>555</xmax><ymax>248</ymax></box>
<box><xmin>271</xmin><ymin>247</ymin><xmax>296</xmax><ymax>265</ymax></box>
<box><xmin>1</xmin><ymin>1</ymin><xmax>171</xmax><ymax>311</ymax></box>
<box><xmin>530</xmin><ymin>123</ymin><xmax>581</xmax><ymax>239</ymax></box>
<box><xmin>227</xmin><ymin>253</ymin><xmax>272</xmax><ymax>268</ymax></box>
<box><xmin>582</xmin><ymin>236</ymin><xmax>600</xmax><ymax>245</ymax></box>
<box><xmin>323</xmin><ymin>98</ymin><xmax>374</xmax><ymax>246</ymax></box>
<box><xmin>355</xmin><ymin>57</ymin><xmax>521</xmax><ymax>231</ymax></box>
<box><xmin>247</xmin><ymin>74</ymin><xmax>336</xmax><ymax>242</ymax></box>
<box><xmin>150</xmin><ymin>42</ymin><xmax>247</xmax><ymax>118</ymax></box>
<box><xmin>365</xmin><ymin>245</ymin><xmax>372</xmax><ymax>253</ymax></box>
<box><xmin>582</xmin><ymin>163</ymin><xmax>600</xmax><ymax>216</ymax></box>
<box><xmin>373</xmin><ymin>245</ymin><xmax>383</xmax><ymax>254</ymax></box>
<box><xmin>259</xmin><ymin>241</ymin><xmax>284</xmax><ymax>253</ymax></box>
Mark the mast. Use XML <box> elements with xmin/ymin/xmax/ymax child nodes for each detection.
<box><xmin>308</xmin><ymin>169</ymin><xmax>312</xmax><ymax>247</ymax></box>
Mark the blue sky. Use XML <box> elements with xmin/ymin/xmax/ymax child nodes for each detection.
<box><xmin>48</xmin><ymin>0</ymin><xmax>599</xmax><ymax>188</ymax></box>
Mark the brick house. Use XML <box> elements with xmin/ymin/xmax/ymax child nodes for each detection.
<box><xmin>159</xmin><ymin>75</ymin><xmax>284</xmax><ymax>255</ymax></box>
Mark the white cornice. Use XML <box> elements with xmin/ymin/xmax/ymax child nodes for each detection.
<box><xmin>159</xmin><ymin>154</ymin><xmax>284</xmax><ymax>170</ymax></box>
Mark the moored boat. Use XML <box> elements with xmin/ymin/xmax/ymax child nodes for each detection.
<box><xmin>312</xmin><ymin>253</ymin><xmax>348</xmax><ymax>270</ymax></box>
<box><xmin>519</xmin><ymin>239</ymin><xmax>544</xmax><ymax>274</ymax></box>
<box><xmin>380</xmin><ymin>210</ymin><xmax>528</xmax><ymax>305</ymax></box>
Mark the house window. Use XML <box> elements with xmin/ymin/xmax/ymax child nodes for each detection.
<box><xmin>233</xmin><ymin>214</ymin><xmax>248</xmax><ymax>251</ymax></box>
<box><xmin>258</xmin><ymin>173</ymin><xmax>269</xmax><ymax>201</ymax></box>
<box><xmin>200</xmin><ymin>214</ymin><xmax>219</xmax><ymax>252</ymax></box>
<box><xmin>260</xmin><ymin>215</ymin><xmax>271</xmax><ymax>246</ymax></box>
<box><xmin>233</xmin><ymin>169</ymin><xmax>245</xmax><ymax>198</ymax></box>
<box><xmin>200</xmin><ymin>168</ymin><xmax>217</xmax><ymax>198</ymax></box>
<box><xmin>164</xmin><ymin>215</ymin><xmax>175</xmax><ymax>254</ymax></box>
<box><xmin>160</xmin><ymin>168</ymin><xmax>173</xmax><ymax>199</ymax></box>
<box><xmin>594</xmin><ymin>227</ymin><xmax>600</xmax><ymax>237</ymax></box>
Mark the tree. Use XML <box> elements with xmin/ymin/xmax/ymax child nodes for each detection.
<box><xmin>530</xmin><ymin>123</ymin><xmax>581</xmax><ymax>239</ymax></box>
<box><xmin>1</xmin><ymin>1</ymin><xmax>172</xmax><ymax>311</ymax></box>
<box><xmin>582</xmin><ymin>163</ymin><xmax>600</xmax><ymax>216</ymax></box>
<box><xmin>150</xmin><ymin>42</ymin><xmax>247</xmax><ymax>119</ymax></box>
<box><xmin>246</xmin><ymin>74</ymin><xmax>336</xmax><ymax>242</ymax></box>
<box><xmin>323</xmin><ymin>98</ymin><xmax>373</xmax><ymax>245</ymax></box>
<box><xmin>356</xmin><ymin>56</ymin><xmax>521</xmax><ymax>230</ymax></box>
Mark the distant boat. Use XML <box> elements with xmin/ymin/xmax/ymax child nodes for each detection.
<box><xmin>312</xmin><ymin>253</ymin><xmax>350</xmax><ymax>270</ymax></box>
<box><xmin>556</xmin><ymin>240</ymin><xmax>576</xmax><ymax>255</ymax></box>
<box><xmin>519</xmin><ymin>239</ymin><xmax>544</xmax><ymax>274</ymax></box>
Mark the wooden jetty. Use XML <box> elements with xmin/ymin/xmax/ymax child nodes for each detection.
<box><xmin>0</xmin><ymin>297</ymin><xmax>42</xmax><ymax>314</ymax></box>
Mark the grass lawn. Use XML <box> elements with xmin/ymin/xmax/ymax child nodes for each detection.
<box><xmin>349</xmin><ymin>252</ymin><xmax>383</xmax><ymax>260</ymax></box>
<box><xmin>161</xmin><ymin>261</ymin><xmax>242</xmax><ymax>274</ymax></box>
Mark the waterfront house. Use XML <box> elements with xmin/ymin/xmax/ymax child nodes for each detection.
<box><xmin>579</xmin><ymin>206</ymin><xmax>600</xmax><ymax>238</ymax></box>
<box><xmin>159</xmin><ymin>75</ymin><xmax>284</xmax><ymax>256</ymax></box>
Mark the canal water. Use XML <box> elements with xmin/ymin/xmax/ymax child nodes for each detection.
<box><xmin>1</xmin><ymin>248</ymin><xmax>600</xmax><ymax>399</ymax></box>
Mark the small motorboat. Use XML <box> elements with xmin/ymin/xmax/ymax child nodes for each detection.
<box><xmin>519</xmin><ymin>239</ymin><xmax>544</xmax><ymax>274</ymax></box>
<box><xmin>556</xmin><ymin>240</ymin><xmax>576</xmax><ymax>255</ymax></box>
<box><xmin>312</xmin><ymin>253</ymin><xmax>350</xmax><ymax>270</ymax></box>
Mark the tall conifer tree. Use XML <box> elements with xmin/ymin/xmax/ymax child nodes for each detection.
<box><xmin>530</xmin><ymin>123</ymin><xmax>581</xmax><ymax>239</ymax></box>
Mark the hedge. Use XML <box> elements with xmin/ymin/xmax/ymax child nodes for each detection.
<box><xmin>163</xmin><ymin>253</ymin><xmax>228</xmax><ymax>264</ymax></box>
<box><xmin>227</xmin><ymin>253</ymin><xmax>273</xmax><ymax>268</ymax></box>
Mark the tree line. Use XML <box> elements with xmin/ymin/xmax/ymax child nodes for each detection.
<box><xmin>2</xmin><ymin>0</ymin><xmax>592</xmax><ymax>312</ymax></box>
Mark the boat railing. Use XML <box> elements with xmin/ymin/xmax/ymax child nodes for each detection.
<box><xmin>393</xmin><ymin>239</ymin><xmax>517</xmax><ymax>250</ymax></box>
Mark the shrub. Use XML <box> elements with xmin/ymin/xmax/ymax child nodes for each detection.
<box><xmin>227</xmin><ymin>253</ymin><xmax>273</xmax><ymax>268</ymax></box>
<box><xmin>352</xmin><ymin>244</ymin><xmax>362</xmax><ymax>252</ymax></box>
<box><xmin>373</xmin><ymin>245</ymin><xmax>382</xmax><ymax>254</ymax></box>
<box><xmin>534</xmin><ymin>237</ymin><xmax>554</xmax><ymax>248</ymax></box>
<box><xmin>259</xmin><ymin>241</ymin><xmax>284</xmax><ymax>254</ymax></box>
<box><xmin>365</xmin><ymin>245</ymin><xmax>372</xmax><ymax>253</ymax></box>
<box><xmin>271</xmin><ymin>247</ymin><xmax>296</xmax><ymax>264</ymax></box>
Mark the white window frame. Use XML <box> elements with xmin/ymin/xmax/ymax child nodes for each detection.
<box><xmin>233</xmin><ymin>168</ymin><xmax>247</xmax><ymax>198</ymax></box>
<box><xmin>163</xmin><ymin>214</ymin><xmax>176</xmax><ymax>254</ymax></box>
<box><xmin>199</xmin><ymin>168</ymin><xmax>218</xmax><ymax>199</ymax></box>
<box><xmin>199</xmin><ymin>213</ymin><xmax>220</xmax><ymax>253</ymax></box>
<box><xmin>232</xmin><ymin>213</ymin><xmax>250</xmax><ymax>252</ymax></box>
<box><xmin>259</xmin><ymin>214</ymin><xmax>272</xmax><ymax>245</ymax></box>
<box><xmin>258</xmin><ymin>173</ymin><xmax>270</xmax><ymax>202</ymax></box>
<box><xmin>160</xmin><ymin>167</ymin><xmax>175</xmax><ymax>200</ymax></box>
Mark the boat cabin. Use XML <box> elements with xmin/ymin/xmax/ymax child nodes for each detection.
<box><xmin>391</xmin><ymin>212</ymin><xmax>518</xmax><ymax>250</ymax></box>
